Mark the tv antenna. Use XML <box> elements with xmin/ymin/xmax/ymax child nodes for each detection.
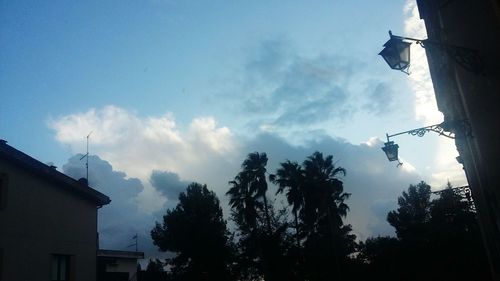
<box><xmin>79</xmin><ymin>131</ymin><xmax>92</xmax><ymax>182</ymax></box>
<box><xmin>128</xmin><ymin>233</ymin><xmax>139</xmax><ymax>252</ymax></box>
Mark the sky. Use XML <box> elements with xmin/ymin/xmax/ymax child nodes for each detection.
<box><xmin>0</xmin><ymin>0</ymin><xmax>467</xmax><ymax>258</ymax></box>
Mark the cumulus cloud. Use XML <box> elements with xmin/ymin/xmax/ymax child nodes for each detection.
<box><xmin>63</xmin><ymin>155</ymin><xmax>160</xmax><ymax>257</ymax></box>
<box><xmin>241</xmin><ymin>133</ymin><xmax>421</xmax><ymax>240</ymax></box>
<box><xmin>403</xmin><ymin>0</ymin><xmax>441</xmax><ymax>124</ymax></box>
<box><xmin>63</xmin><ymin>154</ymin><xmax>194</xmax><ymax>259</ymax></box>
<box><xmin>49</xmin><ymin>105</ymin><xmax>238</xmax><ymax>184</ymax></box>
<box><xmin>52</xmin><ymin>106</ymin><xmax>429</xmax><ymax>244</ymax></box>
<box><xmin>150</xmin><ymin>170</ymin><xmax>188</xmax><ymax>202</ymax></box>
<box><xmin>403</xmin><ymin>0</ymin><xmax>466</xmax><ymax>187</ymax></box>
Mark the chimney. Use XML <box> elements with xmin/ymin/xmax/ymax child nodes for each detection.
<box><xmin>78</xmin><ymin>178</ymin><xmax>88</xmax><ymax>186</ymax></box>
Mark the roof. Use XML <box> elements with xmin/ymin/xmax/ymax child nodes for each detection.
<box><xmin>0</xmin><ymin>139</ymin><xmax>111</xmax><ymax>206</ymax></box>
<box><xmin>97</xmin><ymin>249</ymin><xmax>145</xmax><ymax>259</ymax></box>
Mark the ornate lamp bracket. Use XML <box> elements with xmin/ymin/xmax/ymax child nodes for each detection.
<box><xmin>382</xmin><ymin>120</ymin><xmax>471</xmax><ymax>167</ymax></box>
<box><xmin>387</xmin><ymin>119</ymin><xmax>471</xmax><ymax>141</ymax></box>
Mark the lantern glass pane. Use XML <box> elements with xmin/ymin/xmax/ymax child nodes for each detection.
<box><xmin>379</xmin><ymin>38</ymin><xmax>412</xmax><ymax>71</ymax></box>
<box><xmin>386</xmin><ymin>150</ymin><xmax>397</xmax><ymax>161</ymax></box>
<box><xmin>382</xmin><ymin>142</ymin><xmax>399</xmax><ymax>162</ymax></box>
<box><xmin>380</xmin><ymin>46</ymin><xmax>399</xmax><ymax>69</ymax></box>
<box><xmin>396</xmin><ymin>41</ymin><xmax>411</xmax><ymax>69</ymax></box>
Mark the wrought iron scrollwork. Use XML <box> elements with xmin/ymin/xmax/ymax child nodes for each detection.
<box><xmin>432</xmin><ymin>185</ymin><xmax>476</xmax><ymax>212</ymax></box>
<box><xmin>388</xmin><ymin>119</ymin><xmax>471</xmax><ymax>141</ymax></box>
<box><xmin>383</xmin><ymin>119</ymin><xmax>471</xmax><ymax>168</ymax></box>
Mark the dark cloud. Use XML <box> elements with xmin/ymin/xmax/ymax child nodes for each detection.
<box><xmin>246</xmin><ymin>38</ymin><xmax>290</xmax><ymax>82</ymax></box>
<box><xmin>241</xmin><ymin>39</ymin><xmax>357</xmax><ymax>127</ymax></box>
<box><xmin>63</xmin><ymin>155</ymin><xmax>167</xmax><ymax>259</ymax></box>
<box><xmin>368</xmin><ymin>199</ymin><xmax>398</xmax><ymax>236</ymax></box>
<box><xmin>61</xmin><ymin>131</ymin><xmax>424</xmax><ymax>256</ymax></box>
<box><xmin>363</xmin><ymin>82</ymin><xmax>395</xmax><ymax>115</ymax></box>
<box><xmin>149</xmin><ymin>170</ymin><xmax>188</xmax><ymax>202</ymax></box>
<box><xmin>241</xmin><ymin>133</ymin><xmax>420</xmax><ymax>240</ymax></box>
<box><xmin>273</xmin><ymin>86</ymin><xmax>352</xmax><ymax>125</ymax></box>
<box><xmin>64</xmin><ymin>155</ymin><xmax>143</xmax><ymax>205</ymax></box>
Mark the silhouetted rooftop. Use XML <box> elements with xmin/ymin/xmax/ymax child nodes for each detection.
<box><xmin>0</xmin><ymin>139</ymin><xmax>111</xmax><ymax>206</ymax></box>
<box><xmin>98</xmin><ymin>249</ymin><xmax>145</xmax><ymax>259</ymax></box>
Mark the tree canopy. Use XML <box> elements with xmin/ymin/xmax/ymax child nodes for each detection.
<box><xmin>151</xmin><ymin>182</ymin><xmax>233</xmax><ymax>281</ymax></box>
<box><xmin>148</xmin><ymin>153</ymin><xmax>490</xmax><ymax>281</ymax></box>
<box><xmin>360</xmin><ymin>181</ymin><xmax>490</xmax><ymax>281</ymax></box>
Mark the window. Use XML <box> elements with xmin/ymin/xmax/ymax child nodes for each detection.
<box><xmin>51</xmin><ymin>255</ymin><xmax>70</xmax><ymax>281</ymax></box>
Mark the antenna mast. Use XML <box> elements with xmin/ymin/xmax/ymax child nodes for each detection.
<box><xmin>79</xmin><ymin>131</ymin><xmax>92</xmax><ymax>182</ymax></box>
<box><xmin>128</xmin><ymin>234</ymin><xmax>138</xmax><ymax>252</ymax></box>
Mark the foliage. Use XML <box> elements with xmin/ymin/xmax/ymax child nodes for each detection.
<box><xmin>270</xmin><ymin>160</ymin><xmax>304</xmax><ymax>250</ymax></box>
<box><xmin>146</xmin><ymin>259</ymin><xmax>164</xmax><ymax>272</ymax></box>
<box><xmin>269</xmin><ymin>152</ymin><xmax>355</xmax><ymax>281</ymax></box>
<box><xmin>151</xmin><ymin>182</ymin><xmax>233</xmax><ymax>281</ymax></box>
<box><xmin>387</xmin><ymin>181</ymin><xmax>432</xmax><ymax>242</ymax></box>
<box><xmin>356</xmin><ymin>236</ymin><xmax>401</xmax><ymax>280</ymax></box>
<box><xmin>361</xmin><ymin>181</ymin><xmax>490</xmax><ymax>281</ymax></box>
<box><xmin>149</xmin><ymin>154</ymin><xmax>491</xmax><ymax>281</ymax></box>
<box><xmin>300</xmin><ymin>152</ymin><xmax>354</xmax><ymax>281</ymax></box>
<box><xmin>227</xmin><ymin>152</ymin><xmax>297</xmax><ymax>281</ymax></box>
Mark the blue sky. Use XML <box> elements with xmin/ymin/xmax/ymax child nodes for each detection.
<box><xmin>0</xmin><ymin>0</ymin><xmax>466</xmax><ymax>255</ymax></box>
<box><xmin>2</xmin><ymin>0</ymin><xmax>408</xmax><ymax>158</ymax></box>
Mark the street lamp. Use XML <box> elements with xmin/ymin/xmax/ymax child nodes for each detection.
<box><xmin>381</xmin><ymin>140</ymin><xmax>401</xmax><ymax>166</ymax></box>
<box><xmin>379</xmin><ymin>31</ymin><xmax>412</xmax><ymax>74</ymax></box>
<box><xmin>381</xmin><ymin>121</ymin><xmax>469</xmax><ymax>167</ymax></box>
<box><xmin>379</xmin><ymin>30</ymin><xmax>484</xmax><ymax>75</ymax></box>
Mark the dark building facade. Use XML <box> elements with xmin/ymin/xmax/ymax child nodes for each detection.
<box><xmin>416</xmin><ymin>0</ymin><xmax>500</xmax><ymax>278</ymax></box>
<box><xmin>0</xmin><ymin>140</ymin><xmax>110</xmax><ymax>281</ymax></box>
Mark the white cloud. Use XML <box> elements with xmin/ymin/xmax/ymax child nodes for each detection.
<box><xmin>50</xmin><ymin>106</ymin><xmax>425</xmax><ymax>242</ymax></box>
<box><xmin>403</xmin><ymin>0</ymin><xmax>442</xmax><ymax>124</ymax></box>
<box><xmin>49</xmin><ymin>106</ymin><xmax>240</xmax><ymax>214</ymax></box>
<box><xmin>49</xmin><ymin>105</ymin><xmax>237</xmax><ymax>183</ymax></box>
<box><xmin>403</xmin><ymin>0</ymin><xmax>467</xmax><ymax>189</ymax></box>
<box><xmin>364</xmin><ymin>137</ymin><xmax>380</xmax><ymax>147</ymax></box>
<box><xmin>188</xmin><ymin>117</ymin><xmax>236</xmax><ymax>154</ymax></box>
<box><xmin>430</xmin><ymin>138</ymin><xmax>468</xmax><ymax>188</ymax></box>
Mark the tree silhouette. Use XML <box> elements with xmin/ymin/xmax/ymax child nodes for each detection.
<box><xmin>241</xmin><ymin>152</ymin><xmax>272</xmax><ymax>232</ymax></box>
<box><xmin>299</xmin><ymin>152</ymin><xmax>354</xmax><ymax>281</ymax></box>
<box><xmin>151</xmin><ymin>183</ymin><xmax>233</xmax><ymax>281</ymax></box>
<box><xmin>227</xmin><ymin>172</ymin><xmax>261</xmax><ymax>233</ymax></box>
<box><xmin>357</xmin><ymin>236</ymin><xmax>401</xmax><ymax>280</ymax></box>
<box><xmin>427</xmin><ymin>183</ymin><xmax>490</xmax><ymax>280</ymax></box>
<box><xmin>385</xmin><ymin>181</ymin><xmax>432</xmax><ymax>280</ymax></box>
<box><xmin>228</xmin><ymin>152</ymin><xmax>300</xmax><ymax>281</ymax></box>
<box><xmin>362</xmin><ymin>181</ymin><xmax>491</xmax><ymax>281</ymax></box>
<box><xmin>271</xmin><ymin>160</ymin><xmax>304</xmax><ymax>250</ymax></box>
<box><xmin>146</xmin><ymin>259</ymin><xmax>164</xmax><ymax>272</ymax></box>
<box><xmin>387</xmin><ymin>181</ymin><xmax>431</xmax><ymax>241</ymax></box>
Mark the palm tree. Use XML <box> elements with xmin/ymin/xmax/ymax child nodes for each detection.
<box><xmin>241</xmin><ymin>152</ymin><xmax>272</xmax><ymax>233</ymax></box>
<box><xmin>227</xmin><ymin>152</ymin><xmax>276</xmax><ymax>281</ymax></box>
<box><xmin>271</xmin><ymin>160</ymin><xmax>304</xmax><ymax>249</ymax></box>
<box><xmin>302</xmin><ymin>151</ymin><xmax>349</xmax><ymax>231</ymax></box>
<box><xmin>227</xmin><ymin>173</ymin><xmax>261</xmax><ymax>231</ymax></box>
<box><xmin>302</xmin><ymin>152</ymin><xmax>350</xmax><ymax>279</ymax></box>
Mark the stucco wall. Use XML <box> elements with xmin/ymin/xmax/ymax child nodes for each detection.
<box><xmin>105</xmin><ymin>258</ymin><xmax>138</xmax><ymax>281</ymax></box>
<box><xmin>0</xmin><ymin>159</ymin><xmax>98</xmax><ymax>281</ymax></box>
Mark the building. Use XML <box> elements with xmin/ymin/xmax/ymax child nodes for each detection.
<box><xmin>416</xmin><ymin>0</ymin><xmax>500</xmax><ymax>279</ymax></box>
<box><xmin>0</xmin><ymin>140</ymin><xmax>111</xmax><ymax>281</ymax></box>
<box><xmin>97</xmin><ymin>250</ymin><xmax>144</xmax><ymax>281</ymax></box>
